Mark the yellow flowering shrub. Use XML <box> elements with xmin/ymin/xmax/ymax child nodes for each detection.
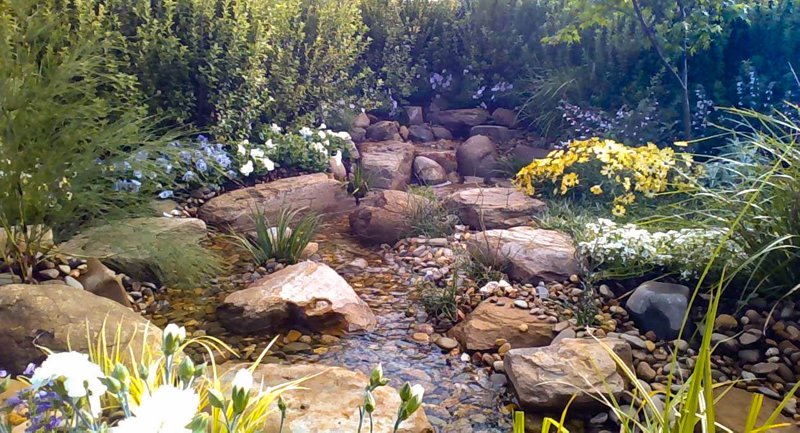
<box><xmin>514</xmin><ymin>138</ymin><xmax>698</xmax><ymax>216</ymax></box>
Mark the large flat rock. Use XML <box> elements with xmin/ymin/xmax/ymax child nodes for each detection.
<box><xmin>58</xmin><ymin>217</ymin><xmax>208</xmax><ymax>282</ymax></box>
<box><xmin>217</xmin><ymin>261</ymin><xmax>376</xmax><ymax>335</ymax></box>
<box><xmin>222</xmin><ymin>363</ymin><xmax>433</xmax><ymax>433</ymax></box>
<box><xmin>198</xmin><ymin>173</ymin><xmax>352</xmax><ymax>233</ymax></box>
<box><xmin>444</xmin><ymin>187</ymin><xmax>546</xmax><ymax>229</ymax></box>
<box><xmin>504</xmin><ymin>338</ymin><xmax>632</xmax><ymax>410</ymax></box>
<box><xmin>467</xmin><ymin>227</ymin><xmax>581</xmax><ymax>284</ymax></box>
<box><xmin>358</xmin><ymin>141</ymin><xmax>415</xmax><ymax>190</ymax></box>
<box><xmin>0</xmin><ymin>284</ymin><xmax>162</xmax><ymax>374</ymax></box>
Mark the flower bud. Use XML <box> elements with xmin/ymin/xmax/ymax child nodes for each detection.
<box><xmin>111</xmin><ymin>363</ymin><xmax>130</xmax><ymax>388</ymax></box>
<box><xmin>207</xmin><ymin>388</ymin><xmax>225</xmax><ymax>409</ymax></box>
<box><xmin>178</xmin><ymin>357</ymin><xmax>195</xmax><ymax>383</ymax></box>
<box><xmin>364</xmin><ymin>391</ymin><xmax>376</xmax><ymax>414</ymax></box>
<box><xmin>278</xmin><ymin>395</ymin><xmax>287</xmax><ymax>413</ymax></box>
<box><xmin>398</xmin><ymin>382</ymin><xmax>412</xmax><ymax>402</ymax></box>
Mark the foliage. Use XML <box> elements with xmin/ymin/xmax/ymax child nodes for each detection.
<box><xmin>234</xmin><ymin>207</ymin><xmax>320</xmax><ymax>266</ymax></box>
<box><xmin>0</xmin><ymin>323</ymin><xmax>426</xmax><ymax>433</ymax></box>
<box><xmin>643</xmin><ymin>107</ymin><xmax>800</xmax><ymax>297</ymax></box>
<box><xmin>514</xmin><ymin>138</ymin><xmax>698</xmax><ymax>217</ymax></box>
<box><xmin>346</xmin><ymin>163</ymin><xmax>371</xmax><ymax>205</ymax></box>
<box><xmin>418</xmin><ymin>269</ymin><xmax>462</xmax><ymax>322</ymax></box>
<box><xmin>579</xmin><ymin>218</ymin><xmax>744</xmax><ymax>281</ymax></box>
<box><xmin>459</xmin><ymin>247</ymin><xmax>509</xmax><ymax>288</ymax></box>
<box><xmin>404</xmin><ymin>186</ymin><xmax>459</xmax><ymax>238</ymax></box>
<box><xmin>0</xmin><ymin>0</ymin><xmax>186</xmax><ymax>281</ymax></box>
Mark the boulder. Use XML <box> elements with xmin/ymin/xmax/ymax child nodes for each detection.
<box><xmin>229</xmin><ymin>363</ymin><xmax>433</xmax><ymax>433</ymax></box>
<box><xmin>430</xmin><ymin>108</ymin><xmax>490</xmax><ymax>134</ymax></box>
<box><xmin>217</xmin><ymin>261</ymin><xmax>376</xmax><ymax>335</ymax></box>
<box><xmin>444</xmin><ymin>187</ymin><xmax>546</xmax><ymax>230</ymax></box>
<box><xmin>349</xmin><ymin>190</ymin><xmax>428</xmax><ymax>244</ymax></box>
<box><xmin>456</xmin><ymin>135</ymin><xmax>499</xmax><ymax>178</ymax></box>
<box><xmin>431</xmin><ymin>126</ymin><xmax>453</xmax><ymax>140</ymax></box>
<box><xmin>0</xmin><ymin>284</ymin><xmax>162</xmax><ymax>374</ymax></box>
<box><xmin>510</xmin><ymin>145</ymin><xmax>550</xmax><ymax>167</ymax></box>
<box><xmin>366</xmin><ymin>120</ymin><xmax>401</xmax><ymax>141</ymax></box>
<box><xmin>403</xmin><ymin>106</ymin><xmax>425</xmax><ymax>125</ymax></box>
<box><xmin>467</xmin><ymin>227</ymin><xmax>581</xmax><ymax>284</ymax></box>
<box><xmin>198</xmin><ymin>173</ymin><xmax>352</xmax><ymax>233</ymax></box>
<box><xmin>413</xmin><ymin>156</ymin><xmax>447</xmax><ymax>185</ymax></box>
<box><xmin>469</xmin><ymin>125</ymin><xmax>518</xmax><ymax>143</ymax></box>
<box><xmin>626</xmin><ymin>281</ymin><xmax>690</xmax><ymax>340</ymax></box>
<box><xmin>492</xmin><ymin>108</ymin><xmax>518</xmax><ymax>127</ymax></box>
<box><xmin>78</xmin><ymin>258</ymin><xmax>131</xmax><ymax>307</ymax></box>
<box><xmin>353</xmin><ymin>112</ymin><xmax>371</xmax><ymax>129</ymax></box>
<box><xmin>358</xmin><ymin>141</ymin><xmax>415</xmax><ymax>190</ymax></box>
<box><xmin>448</xmin><ymin>298</ymin><xmax>554</xmax><ymax>351</ymax></box>
<box><xmin>415</xmin><ymin>148</ymin><xmax>457</xmax><ymax>174</ymax></box>
<box><xmin>350</xmin><ymin>127</ymin><xmax>367</xmax><ymax>143</ymax></box>
<box><xmin>408</xmin><ymin>125</ymin><xmax>435</xmax><ymax>142</ymax></box>
<box><xmin>504</xmin><ymin>338</ymin><xmax>632</xmax><ymax>410</ymax></box>
<box><xmin>59</xmin><ymin>217</ymin><xmax>207</xmax><ymax>282</ymax></box>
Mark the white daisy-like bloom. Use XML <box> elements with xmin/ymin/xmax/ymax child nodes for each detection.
<box><xmin>299</xmin><ymin>127</ymin><xmax>313</xmax><ymax>138</ymax></box>
<box><xmin>240</xmin><ymin>160</ymin><xmax>254</xmax><ymax>176</ymax></box>
<box><xmin>250</xmin><ymin>148</ymin><xmax>265</xmax><ymax>158</ymax></box>
<box><xmin>259</xmin><ymin>157</ymin><xmax>275</xmax><ymax>172</ymax></box>
<box><xmin>231</xmin><ymin>369</ymin><xmax>254</xmax><ymax>393</ymax></box>
<box><xmin>237</xmin><ymin>142</ymin><xmax>248</xmax><ymax>156</ymax></box>
<box><xmin>30</xmin><ymin>352</ymin><xmax>107</xmax><ymax>416</ymax></box>
<box><xmin>111</xmin><ymin>385</ymin><xmax>199</xmax><ymax>433</ymax></box>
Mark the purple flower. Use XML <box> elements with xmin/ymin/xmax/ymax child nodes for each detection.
<box><xmin>0</xmin><ymin>369</ymin><xmax>7</xmax><ymax>378</ymax></box>
<box><xmin>158</xmin><ymin>190</ymin><xmax>174</xmax><ymax>199</ymax></box>
<box><xmin>195</xmin><ymin>159</ymin><xmax>208</xmax><ymax>172</ymax></box>
<box><xmin>23</xmin><ymin>363</ymin><xmax>36</xmax><ymax>375</ymax></box>
<box><xmin>182</xmin><ymin>171</ymin><xmax>196</xmax><ymax>182</ymax></box>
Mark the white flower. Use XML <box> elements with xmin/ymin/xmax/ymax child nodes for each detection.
<box><xmin>331</xmin><ymin>150</ymin><xmax>342</xmax><ymax>165</ymax></box>
<box><xmin>312</xmin><ymin>142</ymin><xmax>327</xmax><ymax>155</ymax></box>
<box><xmin>240</xmin><ymin>160</ymin><xmax>254</xmax><ymax>176</ymax></box>
<box><xmin>237</xmin><ymin>141</ymin><xmax>248</xmax><ymax>156</ymax></box>
<box><xmin>232</xmin><ymin>369</ymin><xmax>254</xmax><ymax>393</ymax></box>
<box><xmin>164</xmin><ymin>324</ymin><xmax>186</xmax><ymax>342</ymax></box>
<box><xmin>111</xmin><ymin>385</ymin><xmax>199</xmax><ymax>433</ymax></box>
<box><xmin>318</xmin><ymin>123</ymin><xmax>327</xmax><ymax>130</ymax></box>
<box><xmin>410</xmin><ymin>384</ymin><xmax>424</xmax><ymax>402</ymax></box>
<box><xmin>264</xmin><ymin>139</ymin><xmax>276</xmax><ymax>149</ymax></box>
<box><xmin>259</xmin><ymin>157</ymin><xmax>275</xmax><ymax>172</ymax></box>
<box><xmin>270</xmin><ymin>123</ymin><xmax>282</xmax><ymax>134</ymax></box>
<box><xmin>250</xmin><ymin>148</ymin><xmax>265</xmax><ymax>158</ymax></box>
<box><xmin>299</xmin><ymin>127</ymin><xmax>313</xmax><ymax>138</ymax></box>
<box><xmin>30</xmin><ymin>352</ymin><xmax>107</xmax><ymax>416</ymax></box>
<box><xmin>318</xmin><ymin>130</ymin><xmax>327</xmax><ymax>139</ymax></box>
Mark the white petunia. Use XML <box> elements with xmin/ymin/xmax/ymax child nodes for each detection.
<box><xmin>250</xmin><ymin>148</ymin><xmax>265</xmax><ymax>158</ymax></box>
<box><xmin>30</xmin><ymin>352</ymin><xmax>107</xmax><ymax>416</ymax></box>
<box><xmin>163</xmin><ymin>324</ymin><xmax>186</xmax><ymax>342</ymax></box>
<box><xmin>111</xmin><ymin>385</ymin><xmax>199</xmax><ymax>433</ymax></box>
<box><xmin>299</xmin><ymin>127</ymin><xmax>313</xmax><ymax>138</ymax></box>
<box><xmin>237</xmin><ymin>142</ymin><xmax>248</xmax><ymax>156</ymax></box>
<box><xmin>270</xmin><ymin>124</ymin><xmax>282</xmax><ymax>134</ymax></box>
<box><xmin>265</xmin><ymin>139</ymin><xmax>276</xmax><ymax>149</ymax></box>
<box><xmin>259</xmin><ymin>157</ymin><xmax>275</xmax><ymax>172</ymax></box>
<box><xmin>240</xmin><ymin>160</ymin><xmax>254</xmax><ymax>176</ymax></box>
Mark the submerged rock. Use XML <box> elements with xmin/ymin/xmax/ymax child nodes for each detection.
<box><xmin>448</xmin><ymin>298</ymin><xmax>554</xmax><ymax>351</ymax></box>
<box><xmin>217</xmin><ymin>261</ymin><xmax>377</xmax><ymax>335</ymax></box>
<box><xmin>0</xmin><ymin>284</ymin><xmax>162</xmax><ymax>374</ymax></box>
<box><xmin>504</xmin><ymin>338</ymin><xmax>632</xmax><ymax>410</ymax></box>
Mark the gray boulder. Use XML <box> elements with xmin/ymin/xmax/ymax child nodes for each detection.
<box><xmin>626</xmin><ymin>281</ymin><xmax>690</xmax><ymax>340</ymax></box>
<box><xmin>408</xmin><ymin>125</ymin><xmax>435</xmax><ymax>142</ymax></box>
<box><xmin>456</xmin><ymin>135</ymin><xmax>499</xmax><ymax>178</ymax></box>
<box><xmin>366</xmin><ymin>121</ymin><xmax>401</xmax><ymax>141</ymax></box>
<box><xmin>358</xmin><ymin>140</ymin><xmax>415</xmax><ymax>190</ymax></box>
<box><xmin>413</xmin><ymin>156</ymin><xmax>447</xmax><ymax>185</ymax></box>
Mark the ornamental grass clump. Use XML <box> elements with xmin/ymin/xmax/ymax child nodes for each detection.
<box><xmin>514</xmin><ymin>138</ymin><xmax>699</xmax><ymax>216</ymax></box>
<box><xmin>234</xmin><ymin>207</ymin><xmax>320</xmax><ymax>265</ymax></box>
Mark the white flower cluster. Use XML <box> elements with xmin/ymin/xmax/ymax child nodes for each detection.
<box><xmin>579</xmin><ymin>218</ymin><xmax>745</xmax><ymax>279</ymax></box>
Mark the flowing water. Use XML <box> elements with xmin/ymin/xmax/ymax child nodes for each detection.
<box><xmin>149</xmin><ymin>216</ymin><xmax>512</xmax><ymax>432</ymax></box>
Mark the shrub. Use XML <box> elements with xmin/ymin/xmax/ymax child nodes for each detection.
<box><xmin>514</xmin><ymin>138</ymin><xmax>699</xmax><ymax>217</ymax></box>
<box><xmin>234</xmin><ymin>207</ymin><xmax>320</xmax><ymax>265</ymax></box>
<box><xmin>404</xmin><ymin>186</ymin><xmax>459</xmax><ymax>238</ymax></box>
<box><xmin>0</xmin><ymin>0</ymin><xmax>184</xmax><ymax>280</ymax></box>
